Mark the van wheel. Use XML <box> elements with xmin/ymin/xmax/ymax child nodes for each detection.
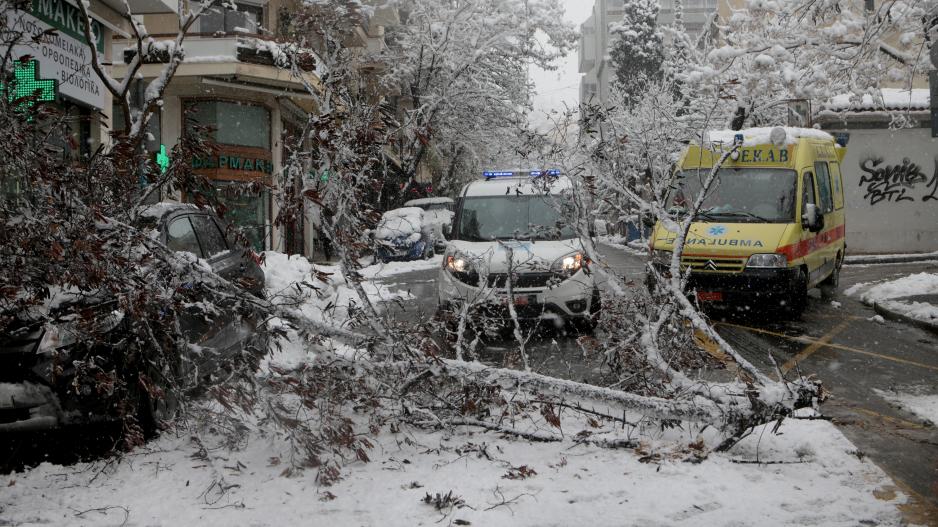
<box><xmin>820</xmin><ymin>255</ymin><xmax>841</xmax><ymax>298</ymax></box>
<box><xmin>783</xmin><ymin>268</ymin><xmax>808</xmax><ymax>318</ymax></box>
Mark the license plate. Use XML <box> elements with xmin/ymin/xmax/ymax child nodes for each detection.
<box><xmin>697</xmin><ymin>291</ymin><xmax>723</xmax><ymax>302</ymax></box>
<box><xmin>502</xmin><ymin>295</ymin><xmax>534</xmax><ymax>306</ymax></box>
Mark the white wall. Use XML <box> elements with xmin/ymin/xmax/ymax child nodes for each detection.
<box><xmin>832</xmin><ymin>126</ymin><xmax>938</xmax><ymax>254</ymax></box>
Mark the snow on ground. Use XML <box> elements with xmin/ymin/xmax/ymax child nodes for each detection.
<box><xmin>0</xmin><ymin>411</ymin><xmax>904</xmax><ymax>526</ymax></box>
<box><xmin>875</xmin><ymin>389</ymin><xmax>938</xmax><ymax>426</ymax></box>
<box><xmin>845</xmin><ymin>272</ymin><xmax>938</xmax><ymax>303</ymax></box>
<box><xmin>598</xmin><ymin>234</ymin><xmax>648</xmax><ymax>257</ymax></box>
<box><xmin>876</xmin><ymin>299</ymin><xmax>938</xmax><ymax>326</ymax></box>
<box><xmin>358</xmin><ymin>254</ymin><xmax>444</xmax><ymax>279</ymax></box>
<box><xmin>261</xmin><ymin>252</ymin><xmax>414</xmax><ymax>369</ymax></box>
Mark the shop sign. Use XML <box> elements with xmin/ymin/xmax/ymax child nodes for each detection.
<box><xmin>192</xmin><ymin>153</ymin><xmax>274</xmax><ymax>174</ymax></box>
<box><xmin>6</xmin><ymin>1</ymin><xmax>106</xmax><ymax>110</ymax></box>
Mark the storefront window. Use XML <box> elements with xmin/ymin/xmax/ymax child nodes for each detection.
<box><xmin>211</xmin><ymin>181</ymin><xmax>270</xmax><ymax>251</ymax></box>
<box><xmin>186</xmin><ymin>100</ymin><xmax>270</xmax><ymax>149</ymax></box>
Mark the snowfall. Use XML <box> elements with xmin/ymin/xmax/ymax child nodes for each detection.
<box><xmin>0</xmin><ymin>253</ymin><xmax>910</xmax><ymax>526</ymax></box>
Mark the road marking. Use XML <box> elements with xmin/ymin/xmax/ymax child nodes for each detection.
<box><xmin>852</xmin><ymin>406</ymin><xmax>927</xmax><ymax>430</ymax></box>
<box><xmin>716</xmin><ymin>321</ymin><xmax>938</xmax><ymax>373</ymax></box>
<box><xmin>780</xmin><ymin>320</ymin><xmax>852</xmax><ymax>374</ymax></box>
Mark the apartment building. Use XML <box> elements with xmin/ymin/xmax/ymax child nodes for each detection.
<box><xmin>578</xmin><ymin>0</ymin><xmax>717</xmax><ymax>107</ymax></box>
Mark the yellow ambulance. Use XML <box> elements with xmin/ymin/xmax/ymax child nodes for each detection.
<box><xmin>649</xmin><ymin>127</ymin><xmax>847</xmax><ymax>315</ymax></box>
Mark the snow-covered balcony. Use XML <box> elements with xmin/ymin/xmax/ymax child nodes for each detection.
<box><xmin>112</xmin><ymin>35</ymin><xmax>321</xmax><ymax>90</ymax></box>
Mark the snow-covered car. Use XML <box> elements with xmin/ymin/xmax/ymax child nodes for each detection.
<box><xmin>373</xmin><ymin>207</ymin><xmax>436</xmax><ymax>263</ymax></box>
<box><xmin>0</xmin><ymin>203</ymin><xmax>267</xmax><ymax>435</ymax></box>
<box><xmin>404</xmin><ymin>197</ymin><xmax>455</xmax><ymax>251</ymax></box>
<box><xmin>438</xmin><ymin>171</ymin><xmax>600</xmax><ymax>330</ymax></box>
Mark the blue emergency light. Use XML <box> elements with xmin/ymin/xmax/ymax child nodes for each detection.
<box><xmin>482</xmin><ymin>169</ymin><xmax>561</xmax><ymax>179</ymax></box>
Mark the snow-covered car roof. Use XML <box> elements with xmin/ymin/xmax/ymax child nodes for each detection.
<box><xmin>136</xmin><ymin>202</ymin><xmax>199</xmax><ymax>221</ymax></box>
<box><xmin>375</xmin><ymin>207</ymin><xmax>425</xmax><ymax>240</ymax></box>
<box><xmin>705</xmin><ymin>127</ymin><xmax>834</xmax><ymax>147</ymax></box>
<box><xmin>404</xmin><ymin>197</ymin><xmax>454</xmax><ymax>206</ymax></box>
<box><xmin>462</xmin><ymin>175</ymin><xmax>572</xmax><ymax>198</ymax></box>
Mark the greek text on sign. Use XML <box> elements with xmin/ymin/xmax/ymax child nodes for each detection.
<box><xmin>732</xmin><ymin>148</ymin><xmax>790</xmax><ymax>164</ymax></box>
<box><xmin>6</xmin><ymin>7</ymin><xmax>106</xmax><ymax>109</ymax></box>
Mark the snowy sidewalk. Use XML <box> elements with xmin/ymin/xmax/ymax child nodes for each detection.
<box><xmin>846</xmin><ymin>272</ymin><xmax>938</xmax><ymax>333</ymax></box>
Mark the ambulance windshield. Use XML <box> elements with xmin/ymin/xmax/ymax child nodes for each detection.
<box><xmin>670</xmin><ymin>168</ymin><xmax>798</xmax><ymax>223</ymax></box>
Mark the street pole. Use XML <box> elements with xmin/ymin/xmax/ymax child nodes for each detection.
<box><xmin>929</xmin><ymin>44</ymin><xmax>938</xmax><ymax>137</ymax></box>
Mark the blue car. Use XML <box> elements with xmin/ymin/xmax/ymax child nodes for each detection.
<box><xmin>374</xmin><ymin>207</ymin><xmax>435</xmax><ymax>263</ymax></box>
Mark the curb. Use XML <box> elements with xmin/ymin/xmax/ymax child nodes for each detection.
<box><xmin>872</xmin><ymin>301</ymin><xmax>938</xmax><ymax>334</ymax></box>
<box><xmin>846</xmin><ymin>253</ymin><xmax>938</xmax><ymax>265</ymax></box>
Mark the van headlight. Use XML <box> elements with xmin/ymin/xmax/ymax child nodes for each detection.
<box><xmin>445</xmin><ymin>254</ymin><xmax>470</xmax><ymax>273</ymax></box>
<box><xmin>445</xmin><ymin>253</ymin><xmax>481</xmax><ymax>285</ymax></box>
<box><xmin>551</xmin><ymin>252</ymin><xmax>586</xmax><ymax>275</ymax></box>
<box><xmin>746</xmin><ymin>253</ymin><xmax>787</xmax><ymax>268</ymax></box>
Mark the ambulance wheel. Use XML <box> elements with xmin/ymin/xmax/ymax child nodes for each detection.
<box><xmin>783</xmin><ymin>268</ymin><xmax>808</xmax><ymax>318</ymax></box>
<box><xmin>819</xmin><ymin>255</ymin><xmax>841</xmax><ymax>298</ymax></box>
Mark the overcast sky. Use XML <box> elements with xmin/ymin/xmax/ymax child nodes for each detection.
<box><xmin>528</xmin><ymin>0</ymin><xmax>594</xmax><ymax>127</ymax></box>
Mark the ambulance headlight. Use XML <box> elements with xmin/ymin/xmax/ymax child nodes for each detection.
<box><xmin>746</xmin><ymin>253</ymin><xmax>787</xmax><ymax>268</ymax></box>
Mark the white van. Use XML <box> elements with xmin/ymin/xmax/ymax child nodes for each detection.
<box><xmin>437</xmin><ymin>171</ymin><xmax>600</xmax><ymax>329</ymax></box>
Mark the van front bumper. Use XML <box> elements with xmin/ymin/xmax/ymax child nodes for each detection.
<box><xmin>438</xmin><ymin>268</ymin><xmax>596</xmax><ymax>319</ymax></box>
<box><xmin>651</xmin><ymin>264</ymin><xmax>801</xmax><ymax>307</ymax></box>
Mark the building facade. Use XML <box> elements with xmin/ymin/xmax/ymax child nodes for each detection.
<box><xmin>112</xmin><ymin>0</ymin><xmax>400</xmax><ymax>261</ymax></box>
<box><xmin>818</xmin><ymin>90</ymin><xmax>938</xmax><ymax>254</ymax></box>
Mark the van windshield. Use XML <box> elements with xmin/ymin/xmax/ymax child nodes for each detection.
<box><xmin>670</xmin><ymin>168</ymin><xmax>797</xmax><ymax>223</ymax></box>
<box><xmin>456</xmin><ymin>195</ymin><xmax>575</xmax><ymax>241</ymax></box>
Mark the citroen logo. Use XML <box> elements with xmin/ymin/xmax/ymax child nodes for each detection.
<box><xmin>703</xmin><ymin>259</ymin><xmax>718</xmax><ymax>271</ymax></box>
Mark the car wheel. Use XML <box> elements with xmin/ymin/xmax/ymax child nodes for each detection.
<box><xmin>783</xmin><ymin>267</ymin><xmax>808</xmax><ymax>318</ymax></box>
<box><xmin>819</xmin><ymin>255</ymin><xmax>841</xmax><ymax>298</ymax></box>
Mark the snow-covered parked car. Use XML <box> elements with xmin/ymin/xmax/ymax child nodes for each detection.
<box><xmin>373</xmin><ymin>207</ymin><xmax>436</xmax><ymax>263</ymax></box>
<box><xmin>0</xmin><ymin>203</ymin><xmax>267</xmax><ymax>436</ymax></box>
<box><xmin>404</xmin><ymin>197</ymin><xmax>455</xmax><ymax>251</ymax></box>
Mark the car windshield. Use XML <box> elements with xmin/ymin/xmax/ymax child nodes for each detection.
<box><xmin>669</xmin><ymin>168</ymin><xmax>797</xmax><ymax>223</ymax></box>
<box><xmin>456</xmin><ymin>195</ymin><xmax>575</xmax><ymax>241</ymax></box>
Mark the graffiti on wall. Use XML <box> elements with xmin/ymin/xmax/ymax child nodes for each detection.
<box><xmin>859</xmin><ymin>157</ymin><xmax>938</xmax><ymax>205</ymax></box>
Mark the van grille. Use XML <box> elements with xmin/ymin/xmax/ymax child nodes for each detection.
<box><xmin>681</xmin><ymin>255</ymin><xmax>746</xmax><ymax>273</ymax></box>
<box><xmin>487</xmin><ymin>272</ymin><xmax>561</xmax><ymax>289</ymax></box>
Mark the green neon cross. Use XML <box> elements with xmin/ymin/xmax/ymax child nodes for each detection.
<box><xmin>156</xmin><ymin>144</ymin><xmax>170</xmax><ymax>173</ymax></box>
<box><xmin>2</xmin><ymin>60</ymin><xmax>57</xmax><ymax>111</ymax></box>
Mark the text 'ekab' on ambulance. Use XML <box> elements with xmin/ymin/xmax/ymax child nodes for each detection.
<box><xmin>649</xmin><ymin>127</ymin><xmax>848</xmax><ymax>316</ymax></box>
<box><xmin>437</xmin><ymin>170</ymin><xmax>600</xmax><ymax>332</ymax></box>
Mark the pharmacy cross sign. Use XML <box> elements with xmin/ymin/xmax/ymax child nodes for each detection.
<box><xmin>156</xmin><ymin>144</ymin><xmax>170</xmax><ymax>173</ymax></box>
<box><xmin>2</xmin><ymin>60</ymin><xmax>57</xmax><ymax>110</ymax></box>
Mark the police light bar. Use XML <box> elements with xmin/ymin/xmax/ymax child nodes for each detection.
<box><xmin>482</xmin><ymin>169</ymin><xmax>561</xmax><ymax>179</ymax></box>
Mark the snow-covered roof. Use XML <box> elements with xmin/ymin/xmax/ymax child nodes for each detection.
<box><xmin>404</xmin><ymin>197</ymin><xmax>454</xmax><ymax>206</ymax></box>
<box><xmin>463</xmin><ymin>175</ymin><xmax>572</xmax><ymax>197</ymax></box>
<box><xmin>705</xmin><ymin>127</ymin><xmax>833</xmax><ymax>147</ymax></box>
<box><xmin>823</xmin><ymin>89</ymin><xmax>929</xmax><ymax>113</ymax></box>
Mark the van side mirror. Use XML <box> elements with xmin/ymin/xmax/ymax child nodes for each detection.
<box><xmin>801</xmin><ymin>203</ymin><xmax>823</xmax><ymax>233</ymax></box>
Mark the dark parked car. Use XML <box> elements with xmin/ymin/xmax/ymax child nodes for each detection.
<box><xmin>0</xmin><ymin>203</ymin><xmax>267</xmax><ymax>436</ymax></box>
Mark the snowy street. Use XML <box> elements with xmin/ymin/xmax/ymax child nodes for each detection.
<box><xmin>373</xmin><ymin>246</ymin><xmax>938</xmax><ymax>520</ymax></box>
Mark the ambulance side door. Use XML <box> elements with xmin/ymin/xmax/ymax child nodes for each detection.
<box><xmin>799</xmin><ymin>171</ymin><xmax>823</xmax><ymax>278</ymax></box>
<box><xmin>813</xmin><ymin>161</ymin><xmax>840</xmax><ymax>280</ymax></box>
